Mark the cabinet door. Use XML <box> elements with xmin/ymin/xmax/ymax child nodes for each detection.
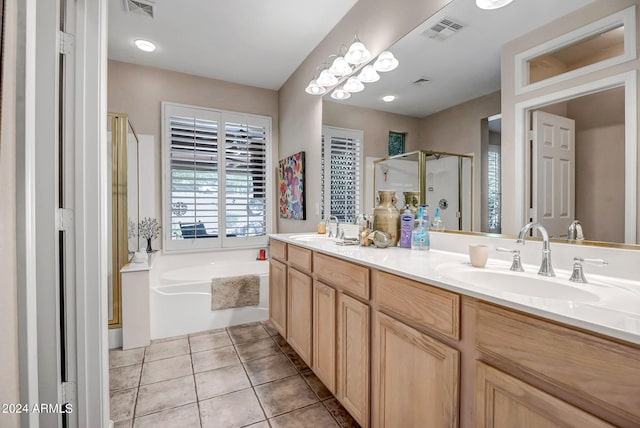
<box><xmin>337</xmin><ymin>293</ymin><xmax>370</xmax><ymax>428</ymax></box>
<box><xmin>313</xmin><ymin>281</ymin><xmax>336</xmax><ymax>394</ymax></box>
<box><xmin>269</xmin><ymin>259</ymin><xmax>287</xmax><ymax>338</ymax></box>
<box><xmin>374</xmin><ymin>311</ymin><xmax>459</xmax><ymax>428</ymax></box>
<box><xmin>287</xmin><ymin>267</ymin><xmax>313</xmax><ymax>366</ymax></box>
<box><xmin>476</xmin><ymin>362</ymin><xmax>613</xmax><ymax>428</ymax></box>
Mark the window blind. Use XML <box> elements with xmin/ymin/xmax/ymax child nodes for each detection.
<box><xmin>224</xmin><ymin>121</ymin><xmax>267</xmax><ymax>238</ymax></box>
<box><xmin>169</xmin><ymin>114</ymin><xmax>219</xmax><ymax>239</ymax></box>
<box><xmin>321</xmin><ymin>127</ymin><xmax>362</xmax><ymax>223</ymax></box>
<box><xmin>487</xmin><ymin>145</ymin><xmax>501</xmax><ymax>233</ymax></box>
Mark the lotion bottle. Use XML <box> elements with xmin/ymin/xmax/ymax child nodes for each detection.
<box><xmin>399</xmin><ymin>205</ymin><xmax>414</xmax><ymax>248</ymax></box>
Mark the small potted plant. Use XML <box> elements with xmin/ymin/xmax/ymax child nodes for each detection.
<box><xmin>139</xmin><ymin>217</ymin><xmax>161</xmax><ymax>253</ymax></box>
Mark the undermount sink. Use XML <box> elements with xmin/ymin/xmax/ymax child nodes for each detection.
<box><xmin>441</xmin><ymin>265</ymin><xmax>601</xmax><ymax>302</ymax></box>
<box><xmin>289</xmin><ymin>234</ymin><xmax>336</xmax><ymax>243</ymax></box>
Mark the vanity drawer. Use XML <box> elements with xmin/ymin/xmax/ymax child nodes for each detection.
<box><xmin>314</xmin><ymin>253</ymin><xmax>370</xmax><ymax>300</ymax></box>
<box><xmin>374</xmin><ymin>270</ymin><xmax>460</xmax><ymax>340</ymax></box>
<box><xmin>270</xmin><ymin>239</ymin><xmax>287</xmax><ymax>262</ymax></box>
<box><xmin>476</xmin><ymin>302</ymin><xmax>640</xmax><ymax>424</ymax></box>
<box><xmin>288</xmin><ymin>244</ymin><xmax>313</xmax><ymax>273</ymax></box>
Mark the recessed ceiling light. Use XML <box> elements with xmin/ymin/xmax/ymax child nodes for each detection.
<box><xmin>382</xmin><ymin>95</ymin><xmax>396</xmax><ymax>102</ymax></box>
<box><xmin>134</xmin><ymin>39</ymin><xmax>157</xmax><ymax>52</ymax></box>
<box><xmin>475</xmin><ymin>0</ymin><xmax>514</xmax><ymax>10</ymax></box>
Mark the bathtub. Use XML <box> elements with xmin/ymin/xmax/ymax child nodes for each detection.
<box><xmin>150</xmin><ymin>250</ymin><xmax>269</xmax><ymax>339</ymax></box>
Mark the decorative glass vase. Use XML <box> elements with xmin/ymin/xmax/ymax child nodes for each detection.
<box><xmin>374</xmin><ymin>190</ymin><xmax>401</xmax><ymax>246</ymax></box>
<box><xmin>146</xmin><ymin>237</ymin><xmax>153</xmax><ymax>253</ymax></box>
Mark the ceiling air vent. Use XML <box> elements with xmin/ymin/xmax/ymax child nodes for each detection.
<box><xmin>412</xmin><ymin>77</ymin><xmax>431</xmax><ymax>87</ymax></box>
<box><xmin>422</xmin><ymin>17</ymin><xmax>464</xmax><ymax>41</ymax></box>
<box><xmin>123</xmin><ymin>0</ymin><xmax>155</xmax><ymax>19</ymax></box>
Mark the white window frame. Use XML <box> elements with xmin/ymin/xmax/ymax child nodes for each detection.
<box><xmin>162</xmin><ymin>102</ymin><xmax>272</xmax><ymax>252</ymax></box>
<box><xmin>515</xmin><ymin>5</ymin><xmax>636</xmax><ymax>95</ymax></box>
<box><xmin>321</xmin><ymin>126</ymin><xmax>364</xmax><ymax>222</ymax></box>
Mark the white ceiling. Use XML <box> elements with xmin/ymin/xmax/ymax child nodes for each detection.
<box><xmin>327</xmin><ymin>0</ymin><xmax>594</xmax><ymax>117</ymax></box>
<box><xmin>108</xmin><ymin>0</ymin><xmax>358</xmax><ymax>90</ymax></box>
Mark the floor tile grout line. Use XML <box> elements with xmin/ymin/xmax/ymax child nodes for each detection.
<box><xmin>187</xmin><ymin>347</ymin><xmax>204</xmax><ymax>428</ymax></box>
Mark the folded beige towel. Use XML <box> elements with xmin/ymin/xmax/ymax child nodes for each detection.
<box><xmin>211</xmin><ymin>275</ymin><xmax>260</xmax><ymax>310</ymax></box>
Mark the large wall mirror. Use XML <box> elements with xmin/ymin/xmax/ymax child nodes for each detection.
<box><xmin>322</xmin><ymin>0</ymin><xmax>639</xmax><ymax>248</ymax></box>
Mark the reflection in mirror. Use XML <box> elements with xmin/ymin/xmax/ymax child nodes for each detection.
<box><xmin>322</xmin><ymin>0</ymin><xmax>639</xmax><ymax>247</ymax></box>
<box><xmin>528</xmin><ymin>24</ymin><xmax>624</xmax><ymax>85</ymax></box>
<box><xmin>373</xmin><ymin>150</ymin><xmax>473</xmax><ymax>231</ymax></box>
<box><xmin>527</xmin><ymin>86</ymin><xmax>625</xmax><ymax>243</ymax></box>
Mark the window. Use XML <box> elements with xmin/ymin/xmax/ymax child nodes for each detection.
<box><xmin>388</xmin><ymin>131</ymin><xmax>405</xmax><ymax>156</ymax></box>
<box><xmin>321</xmin><ymin>126</ymin><xmax>363</xmax><ymax>223</ymax></box>
<box><xmin>163</xmin><ymin>103</ymin><xmax>271</xmax><ymax>251</ymax></box>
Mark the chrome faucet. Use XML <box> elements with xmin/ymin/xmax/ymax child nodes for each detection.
<box><xmin>569</xmin><ymin>257</ymin><xmax>608</xmax><ymax>283</ymax></box>
<box><xmin>567</xmin><ymin>220</ymin><xmax>584</xmax><ymax>240</ymax></box>
<box><xmin>517</xmin><ymin>222</ymin><xmax>555</xmax><ymax>277</ymax></box>
<box><xmin>327</xmin><ymin>215</ymin><xmax>340</xmax><ymax>238</ymax></box>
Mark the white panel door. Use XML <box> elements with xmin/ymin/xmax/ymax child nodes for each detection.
<box><xmin>532</xmin><ymin>111</ymin><xmax>576</xmax><ymax>238</ymax></box>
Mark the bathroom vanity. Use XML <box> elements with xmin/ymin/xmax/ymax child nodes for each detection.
<box><xmin>269</xmin><ymin>234</ymin><xmax>640</xmax><ymax>428</ymax></box>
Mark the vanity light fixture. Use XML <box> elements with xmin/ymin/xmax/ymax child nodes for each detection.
<box><xmin>134</xmin><ymin>39</ymin><xmax>157</xmax><ymax>52</ymax></box>
<box><xmin>382</xmin><ymin>95</ymin><xmax>396</xmax><ymax>102</ymax></box>
<box><xmin>475</xmin><ymin>0</ymin><xmax>514</xmax><ymax>10</ymax></box>
<box><xmin>305</xmin><ymin>35</ymin><xmax>399</xmax><ymax>97</ymax></box>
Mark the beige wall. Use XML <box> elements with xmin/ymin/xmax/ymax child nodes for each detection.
<box><xmin>569</xmin><ymin>87</ymin><xmax>626</xmax><ymax>243</ymax></box>
<box><xmin>107</xmin><ymin>60</ymin><xmax>280</xmax><ymax>235</ymax></box>
<box><xmin>322</xmin><ymin>101</ymin><xmax>421</xmax><ymax>159</ymax></box>
<box><xmin>419</xmin><ymin>90</ymin><xmax>501</xmax><ymax>230</ymax></box>
<box><xmin>277</xmin><ymin>0</ymin><xmax>453</xmax><ymax>233</ymax></box>
<box><xmin>501</xmin><ymin>0</ymin><xmax>640</xmax><ymax>241</ymax></box>
<box><xmin>0</xmin><ymin>0</ymin><xmax>21</xmax><ymax>426</ymax></box>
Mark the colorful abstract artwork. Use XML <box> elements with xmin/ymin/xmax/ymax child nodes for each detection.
<box><xmin>279</xmin><ymin>151</ymin><xmax>306</xmax><ymax>220</ymax></box>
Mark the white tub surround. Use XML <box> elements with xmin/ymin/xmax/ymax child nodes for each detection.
<box><xmin>271</xmin><ymin>233</ymin><xmax>640</xmax><ymax>345</ymax></box>
<box><xmin>120</xmin><ymin>254</ymin><xmax>155</xmax><ymax>350</ymax></box>
<box><xmin>150</xmin><ymin>250</ymin><xmax>269</xmax><ymax>339</ymax></box>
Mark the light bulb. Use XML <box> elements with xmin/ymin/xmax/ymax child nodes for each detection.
<box><xmin>305</xmin><ymin>80</ymin><xmax>326</xmax><ymax>95</ymax></box>
<box><xmin>358</xmin><ymin>65</ymin><xmax>380</xmax><ymax>83</ymax></box>
<box><xmin>331</xmin><ymin>88</ymin><xmax>352</xmax><ymax>100</ymax></box>
<box><xmin>374</xmin><ymin>51</ymin><xmax>399</xmax><ymax>72</ymax></box>
<box><xmin>382</xmin><ymin>95</ymin><xmax>396</xmax><ymax>102</ymax></box>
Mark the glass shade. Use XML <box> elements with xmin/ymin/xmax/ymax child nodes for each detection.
<box><xmin>374</xmin><ymin>51</ymin><xmax>399</xmax><ymax>72</ymax></box>
<box><xmin>358</xmin><ymin>65</ymin><xmax>380</xmax><ymax>83</ymax></box>
<box><xmin>343</xmin><ymin>77</ymin><xmax>364</xmax><ymax>93</ymax></box>
<box><xmin>317</xmin><ymin>69</ymin><xmax>339</xmax><ymax>87</ymax></box>
<box><xmin>305</xmin><ymin>80</ymin><xmax>326</xmax><ymax>95</ymax></box>
<box><xmin>345</xmin><ymin>41</ymin><xmax>372</xmax><ymax>65</ymax></box>
<box><xmin>329</xmin><ymin>56</ymin><xmax>352</xmax><ymax>77</ymax></box>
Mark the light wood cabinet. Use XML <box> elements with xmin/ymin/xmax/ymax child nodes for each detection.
<box><xmin>476</xmin><ymin>362</ymin><xmax>613</xmax><ymax>427</ymax></box>
<box><xmin>268</xmin><ymin>258</ymin><xmax>287</xmax><ymax>338</ymax></box>
<box><xmin>313</xmin><ymin>281</ymin><xmax>336</xmax><ymax>394</ymax></box>
<box><xmin>374</xmin><ymin>311</ymin><xmax>459</xmax><ymax>428</ymax></box>
<box><xmin>337</xmin><ymin>292</ymin><xmax>370</xmax><ymax>428</ymax></box>
<box><xmin>287</xmin><ymin>267</ymin><xmax>313</xmax><ymax>366</ymax></box>
<box><xmin>270</xmin><ymin>239</ymin><xmax>287</xmax><ymax>262</ymax></box>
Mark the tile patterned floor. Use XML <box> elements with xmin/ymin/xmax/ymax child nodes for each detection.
<box><xmin>109</xmin><ymin>321</ymin><xmax>360</xmax><ymax>428</ymax></box>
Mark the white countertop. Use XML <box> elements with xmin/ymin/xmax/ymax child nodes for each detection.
<box><xmin>271</xmin><ymin>233</ymin><xmax>640</xmax><ymax>346</ymax></box>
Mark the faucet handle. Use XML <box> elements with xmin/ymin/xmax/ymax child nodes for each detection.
<box><xmin>496</xmin><ymin>248</ymin><xmax>525</xmax><ymax>272</ymax></box>
<box><xmin>569</xmin><ymin>257</ymin><xmax>608</xmax><ymax>283</ymax></box>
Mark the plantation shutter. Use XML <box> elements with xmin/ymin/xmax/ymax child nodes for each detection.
<box><xmin>321</xmin><ymin>127</ymin><xmax>363</xmax><ymax>223</ymax></box>
<box><xmin>224</xmin><ymin>119</ymin><xmax>268</xmax><ymax>238</ymax></box>
<box><xmin>168</xmin><ymin>113</ymin><xmax>220</xmax><ymax>240</ymax></box>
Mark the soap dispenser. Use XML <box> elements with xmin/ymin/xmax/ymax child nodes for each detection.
<box><xmin>411</xmin><ymin>206</ymin><xmax>430</xmax><ymax>251</ymax></box>
<box><xmin>399</xmin><ymin>205</ymin><xmax>414</xmax><ymax>248</ymax></box>
<box><xmin>431</xmin><ymin>207</ymin><xmax>445</xmax><ymax>231</ymax></box>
